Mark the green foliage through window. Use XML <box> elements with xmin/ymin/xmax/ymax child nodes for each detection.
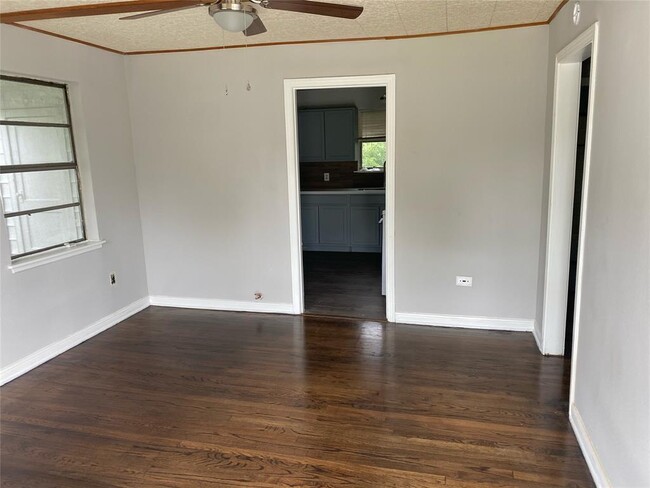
<box><xmin>361</xmin><ymin>141</ymin><xmax>386</xmax><ymax>170</ymax></box>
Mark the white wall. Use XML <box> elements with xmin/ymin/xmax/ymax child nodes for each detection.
<box><xmin>537</xmin><ymin>2</ymin><xmax>650</xmax><ymax>486</ymax></box>
<box><xmin>126</xmin><ymin>26</ymin><xmax>549</xmax><ymax>321</ymax></box>
<box><xmin>0</xmin><ymin>26</ymin><xmax>149</xmax><ymax>371</ymax></box>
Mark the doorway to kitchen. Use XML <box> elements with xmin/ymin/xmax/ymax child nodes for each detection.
<box><xmin>284</xmin><ymin>75</ymin><xmax>396</xmax><ymax>321</ymax></box>
<box><xmin>299</xmin><ymin>87</ymin><xmax>386</xmax><ymax>319</ymax></box>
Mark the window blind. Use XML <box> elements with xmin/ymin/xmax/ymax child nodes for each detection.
<box><xmin>358</xmin><ymin>110</ymin><xmax>386</xmax><ymax>140</ymax></box>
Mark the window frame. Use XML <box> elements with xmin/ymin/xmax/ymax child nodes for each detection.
<box><xmin>359</xmin><ymin>137</ymin><xmax>387</xmax><ymax>172</ymax></box>
<box><xmin>0</xmin><ymin>74</ymin><xmax>87</xmax><ymax>260</ymax></box>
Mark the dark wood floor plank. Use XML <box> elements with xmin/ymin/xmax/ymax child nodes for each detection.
<box><xmin>303</xmin><ymin>251</ymin><xmax>386</xmax><ymax>319</ymax></box>
<box><xmin>1</xmin><ymin>307</ymin><xmax>594</xmax><ymax>487</ymax></box>
<box><xmin>1</xmin><ymin>422</ymin><xmax>155</xmax><ymax>487</ymax></box>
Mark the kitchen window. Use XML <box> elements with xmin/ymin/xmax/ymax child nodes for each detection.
<box><xmin>361</xmin><ymin>140</ymin><xmax>386</xmax><ymax>170</ymax></box>
<box><xmin>358</xmin><ymin>109</ymin><xmax>386</xmax><ymax>171</ymax></box>
<box><xmin>0</xmin><ymin>75</ymin><xmax>86</xmax><ymax>259</ymax></box>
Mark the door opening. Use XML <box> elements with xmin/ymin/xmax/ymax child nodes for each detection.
<box><xmin>565</xmin><ymin>58</ymin><xmax>591</xmax><ymax>357</ymax></box>
<box><xmin>284</xmin><ymin>75</ymin><xmax>396</xmax><ymax>321</ymax></box>
<box><xmin>297</xmin><ymin>87</ymin><xmax>386</xmax><ymax>320</ymax></box>
<box><xmin>541</xmin><ymin>22</ymin><xmax>599</xmax><ymax>415</ymax></box>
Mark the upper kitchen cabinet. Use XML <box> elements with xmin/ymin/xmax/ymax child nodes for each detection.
<box><xmin>297</xmin><ymin>110</ymin><xmax>324</xmax><ymax>162</ymax></box>
<box><xmin>298</xmin><ymin>107</ymin><xmax>357</xmax><ymax>162</ymax></box>
<box><xmin>323</xmin><ymin>108</ymin><xmax>357</xmax><ymax>161</ymax></box>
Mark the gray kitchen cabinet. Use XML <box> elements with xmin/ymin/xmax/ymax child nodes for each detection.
<box><xmin>317</xmin><ymin>205</ymin><xmax>349</xmax><ymax>250</ymax></box>
<box><xmin>301</xmin><ymin>192</ymin><xmax>384</xmax><ymax>252</ymax></box>
<box><xmin>323</xmin><ymin>108</ymin><xmax>357</xmax><ymax>161</ymax></box>
<box><xmin>350</xmin><ymin>194</ymin><xmax>384</xmax><ymax>252</ymax></box>
<box><xmin>298</xmin><ymin>110</ymin><xmax>325</xmax><ymax>162</ymax></box>
<box><xmin>298</xmin><ymin>107</ymin><xmax>357</xmax><ymax>162</ymax></box>
<box><xmin>350</xmin><ymin>206</ymin><xmax>381</xmax><ymax>251</ymax></box>
<box><xmin>300</xmin><ymin>204</ymin><xmax>319</xmax><ymax>246</ymax></box>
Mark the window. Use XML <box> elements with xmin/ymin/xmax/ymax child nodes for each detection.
<box><xmin>358</xmin><ymin>109</ymin><xmax>386</xmax><ymax>171</ymax></box>
<box><xmin>0</xmin><ymin>76</ymin><xmax>85</xmax><ymax>259</ymax></box>
<box><xmin>361</xmin><ymin>140</ymin><xmax>386</xmax><ymax>170</ymax></box>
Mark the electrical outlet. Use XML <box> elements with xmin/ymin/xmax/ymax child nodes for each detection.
<box><xmin>110</xmin><ymin>273</ymin><xmax>116</xmax><ymax>286</ymax></box>
<box><xmin>456</xmin><ymin>276</ymin><xmax>472</xmax><ymax>287</ymax></box>
<box><xmin>324</xmin><ymin>172</ymin><xmax>330</xmax><ymax>182</ymax></box>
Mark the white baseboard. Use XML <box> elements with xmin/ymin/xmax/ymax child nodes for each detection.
<box><xmin>149</xmin><ymin>295</ymin><xmax>295</xmax><ymax>315</ymax></box>
<box><xmin>570</xmin><ymin>403</ymin><xmax>610</xmax><ymax>487</ymax></box>
<box><xmin>533</xmin><ymin>321</ymin><xmax>544</xmax><ymax>353</ymax></box>
<box><xmin>0</xmin><ymin>297</ymin><xmax>150</xmax><ymax>386</ymax></box>
<box><xmin>394</xmin><ymin>312</ymin><xmax>534</xmax><ymax>332</ymax></box>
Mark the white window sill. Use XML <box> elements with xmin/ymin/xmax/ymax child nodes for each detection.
<box><xmin>8</xmin><ymin>240</ymin><xmax>106</xmax><ymax>274</ymax></box>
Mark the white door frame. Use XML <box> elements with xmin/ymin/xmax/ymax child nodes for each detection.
<box><xmin>283</xmin><ymin>74</ymin><xmax>397</xmax><ymax>321</ymax></box>
<box><xmin>541</xmin><ymin>22</ymin><xmax>598</xmax><ymax>389</ymax></box>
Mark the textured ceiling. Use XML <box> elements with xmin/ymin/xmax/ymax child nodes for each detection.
<box><xmin>0</xmin><ymin>0</ymin><xmax>563</xmax><ymax>54</ymax></box>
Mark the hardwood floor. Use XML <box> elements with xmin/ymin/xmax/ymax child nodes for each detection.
<box><xmin>303</xmin><ymin>251</ymin><xmax>386</xmax><ymax>320</ymax></box>
<box><xmin>1</xmin><ymin>307</ymin><xmax>594</xmax><ymax>487</ymax></box>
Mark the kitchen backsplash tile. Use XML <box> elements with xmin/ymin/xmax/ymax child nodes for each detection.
<box><xmin>300</xmin><ymin>161</ymin><xmax>384</xmax><ymax>190</ymax></box>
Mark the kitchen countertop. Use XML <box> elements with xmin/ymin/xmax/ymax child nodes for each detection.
<box><xmin>301</xmin><ymin>188</ymin><xmax>385</xmax><ymax>195</ymax></box>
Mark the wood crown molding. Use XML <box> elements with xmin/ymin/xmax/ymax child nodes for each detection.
<box><xmin>6</xmin><ymin>23</ymin><xmax>125</xmax><ymax>54</ymax></box>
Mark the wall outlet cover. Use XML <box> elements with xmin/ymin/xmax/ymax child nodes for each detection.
<box><xmin>456</xmin><ymin>276</ymin><xmax>472</xmax><ymax>287</ymax></box>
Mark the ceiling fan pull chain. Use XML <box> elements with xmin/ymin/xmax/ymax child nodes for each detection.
<box><xmin>221</xmin><ymin>25</ymin><xmax>229</xmax><ymax>96</ymax></box>
<box><xmin>244</xmin><ymin>21</ymin><xmax>251</xmax><ymax>92</ymax></box>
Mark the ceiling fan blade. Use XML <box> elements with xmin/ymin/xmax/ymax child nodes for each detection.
<box><xmin>244</xmin><ymin>15</ymin><xmax>267</xmax><ymax>36</ymax></box>
<box><xmin>263</xmin><ymin>0</ymin><xmax>362</xmax><ymax>19</ymax></box>
<box><xmin>120</xmin><ymin>4</ymin><xmax>204</xmax><ymax>20</ymax></box>
<box><xmin>0</xmin><ymin>0</ymin><xmax>202</xmax><ymax>24</ymax></box>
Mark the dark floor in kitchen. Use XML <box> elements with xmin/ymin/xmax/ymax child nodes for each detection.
<box><xmin>303</xmin><ymin>251</ymin><xmax>385</xmax><ymax>320</ymax></box>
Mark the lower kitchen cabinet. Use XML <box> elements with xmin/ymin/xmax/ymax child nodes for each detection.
<box><xmin>300</xmin><ymin>204</ymin><xmax>319</xmax><ymax>246</ymax></box>
<box><xmin>301</xmin><ymin>193</ymin><xmax>384</xmax><ymax>252</ymax></box>
<box><xmin>350</xmin><ymin>205</ymin><xmax>381</xmax><ymax>251</ymax></box>
<box><xmin>318</xmin><ymin>205</ymin><xmax>349</xmax><ymax>250</ymax></box>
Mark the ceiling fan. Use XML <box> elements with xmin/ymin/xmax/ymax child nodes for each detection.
<box><xmin>0</xmin><ymin>0</ymin><xmax>364</xmax><ymax>37</ymax></box>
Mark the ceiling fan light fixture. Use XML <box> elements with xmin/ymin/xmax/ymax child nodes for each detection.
<box><xmin>209</xmin><ymin>3</ymin><xmax>257</xmax><ymax>32</ymax></box>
